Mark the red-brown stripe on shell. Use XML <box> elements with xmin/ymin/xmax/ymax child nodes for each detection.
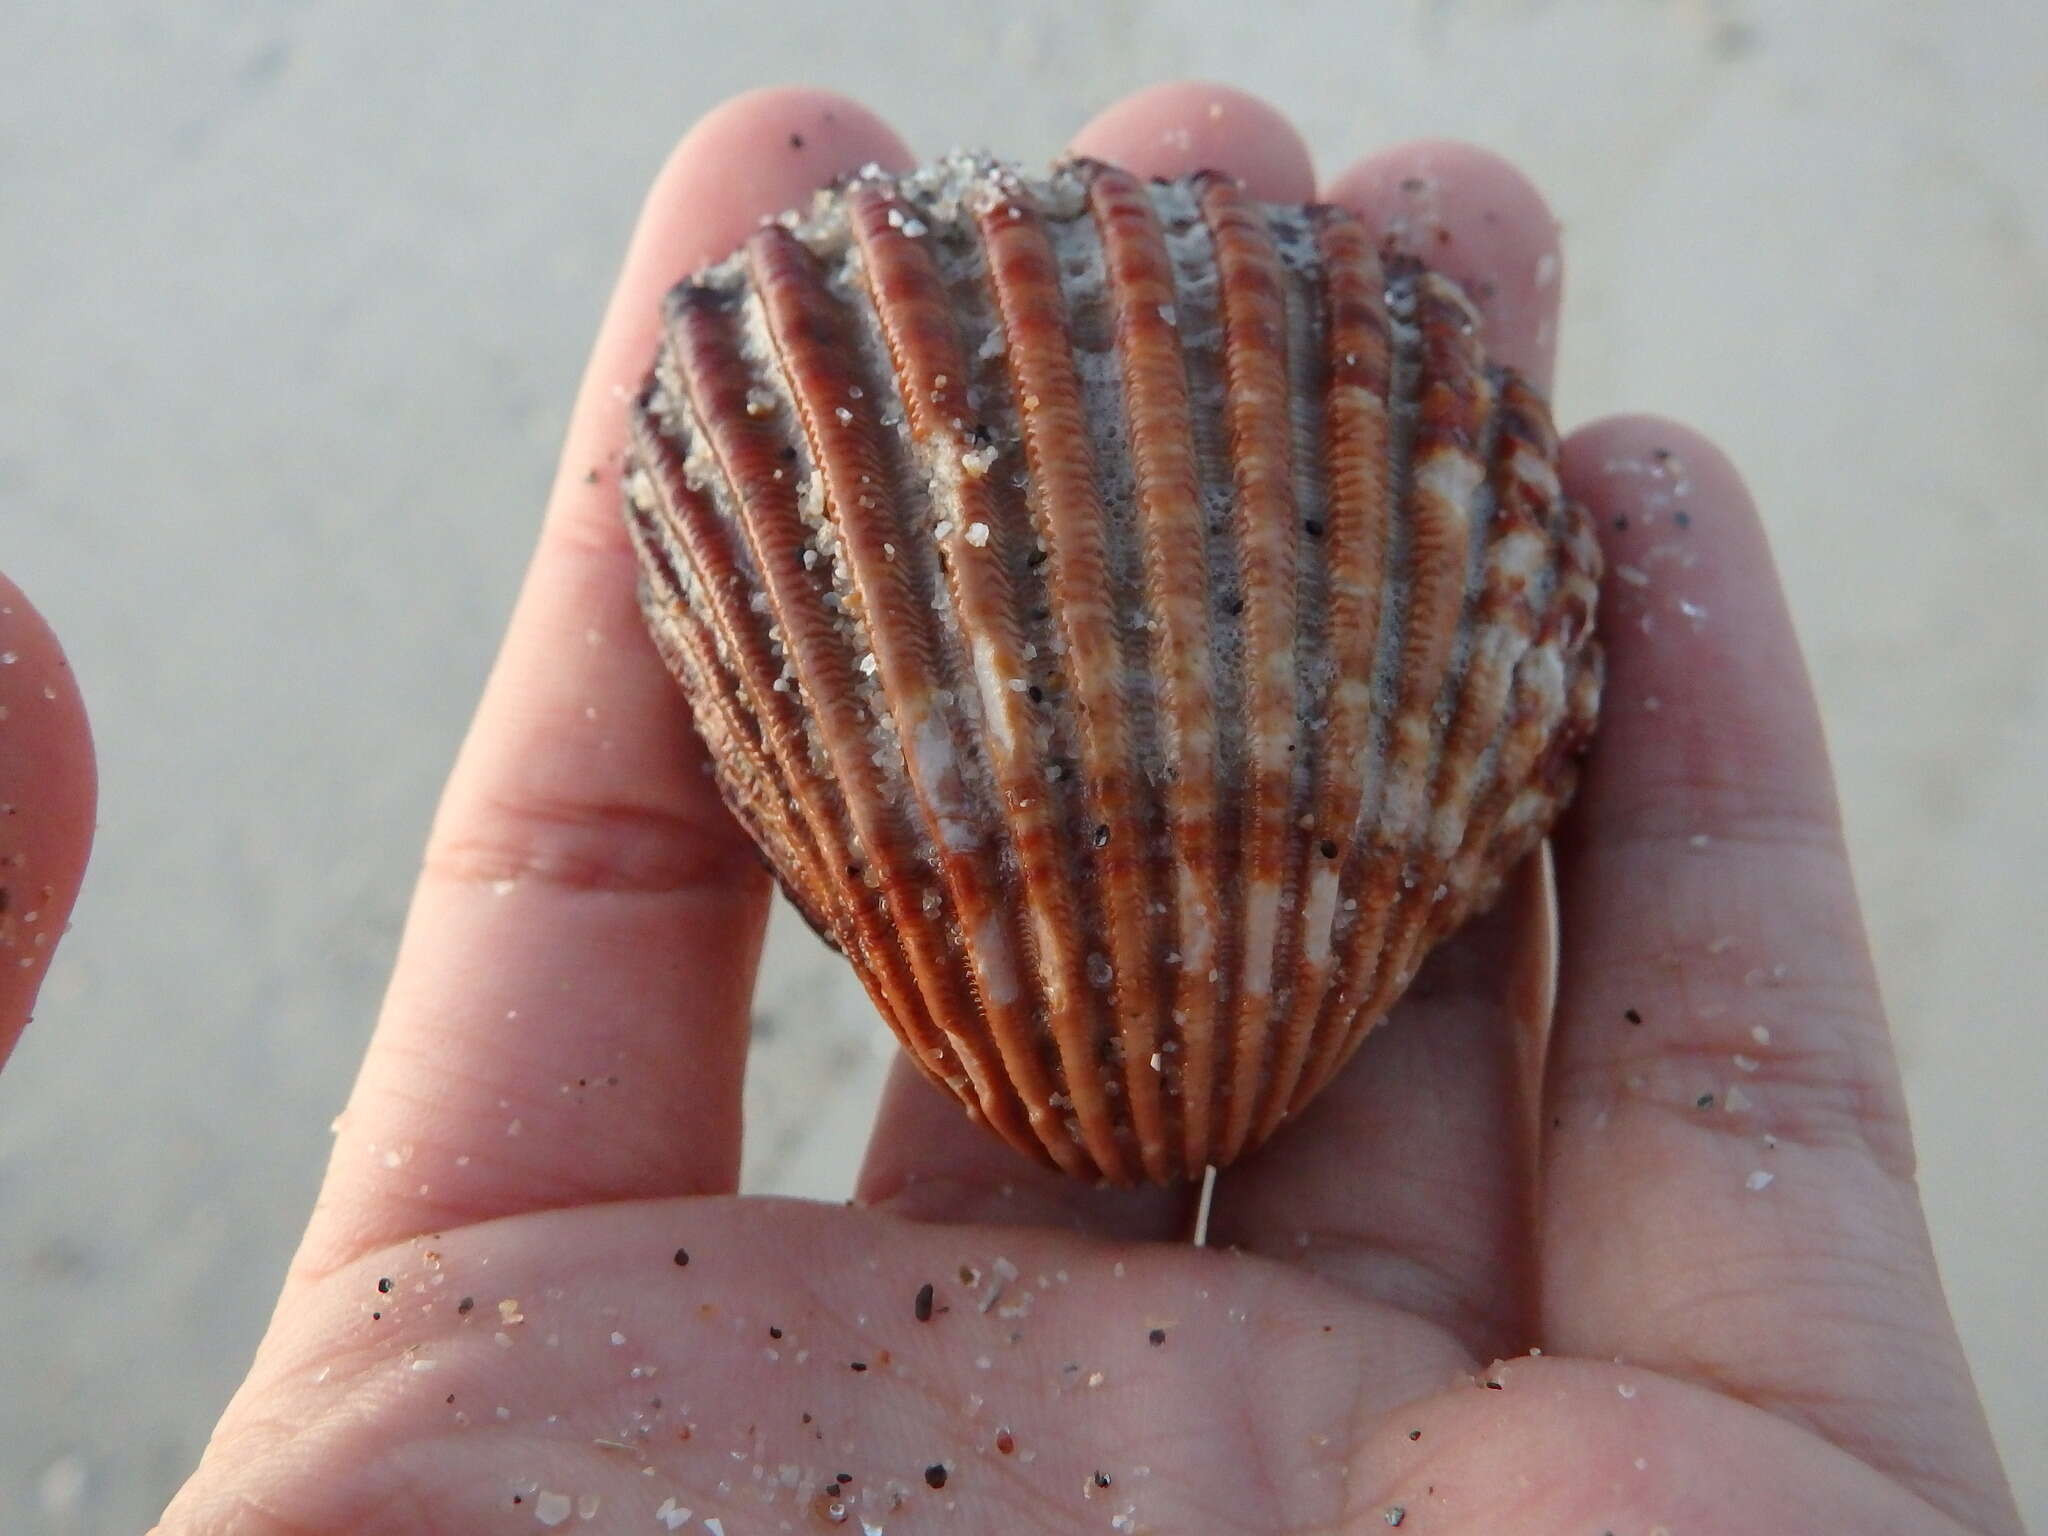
<box><xmin>624</xmin><ymin>154</ymin><xmax>1602</xmax><ymax>1183</ymax></box>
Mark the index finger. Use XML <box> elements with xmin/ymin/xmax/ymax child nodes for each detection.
<box><xmin>297</xmin><ymin>90</ymin><xmax>916</xmax><ymax>1276</ymax></box>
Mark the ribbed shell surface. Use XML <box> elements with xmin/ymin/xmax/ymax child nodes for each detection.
<box><xmin>623</xmin><ymin>155</ymin><xmax>1602</xmax><ymax>1183</ymax></box>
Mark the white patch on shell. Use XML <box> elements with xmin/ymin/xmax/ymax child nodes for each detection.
<box><xmin>1030</xmin><ymin>903</ymin><xmax>1071</xmax><ymax>1014</ymax></box>
<box><xmin>969</xmin><ymin>634</ymin><xmax>1016</xmax><ymax>757</ymax></box>
<box><xmin>1495</xmin><ymin>527</ymin><xmax>1549</xmax><ymax>582</ymax></box>
<box><xmin>1240</xmin><ymin>881</ymin><xmax>1282</xmax><ymax>997</ymax></box>
<box><xmin>976</xmin><ymin>912</ymin><xmax>1020</xmax><ymax>1006</ymax></box>
<box><xmin>1301</xmin><ymin>865</ymin><xmax>1343</xmax><ymax>970</ymax></box>
<box><xmin>907</xmin><ymin>705</ymin><xmax>979</xmax><ymax>851</ymax></box>
<box><xmin>1177</xmin><ymin>878</ymin><xmax>1216</xmax><ymax>980</ymax></box>
<box><xmin>1414</xmin><ymin>448</ymin><xmax>1484</xmax><ymax>520</ymax></box>
<box><xmin>1509</xmin><ymin>444</ymin><xmax>1561</xmax><ymax>502</ymax></box>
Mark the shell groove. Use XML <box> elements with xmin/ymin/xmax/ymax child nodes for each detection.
<box><xmin>624</xmin><ymin>155</ymin><xmax>1602</xmax><ymax>1182</ymax></box>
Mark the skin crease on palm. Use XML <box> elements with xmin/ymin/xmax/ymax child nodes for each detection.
<box><xmin>0</xmin><ymin>81</ymin><xmax>2019</xmax><ymax>1534</ymax></box>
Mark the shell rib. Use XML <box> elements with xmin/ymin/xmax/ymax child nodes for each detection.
<box><xmin>623</xmin><ymin>155</ymin><xmax>1602</xmax><ymax>1183</ymax></box>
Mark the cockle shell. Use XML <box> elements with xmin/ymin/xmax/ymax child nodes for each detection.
<box><xmin>622</xmin><ymin>154</ymin><xmax>1601</xmax><ymax>1183</ymax></box>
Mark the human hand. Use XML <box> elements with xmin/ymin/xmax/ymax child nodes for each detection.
<box><xmin>143</xmin><ymin>84</ymin><xmax>2018</xmax><ymax>1534</ymax></box>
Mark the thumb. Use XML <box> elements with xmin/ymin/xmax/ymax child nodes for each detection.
<box><xmin>0</xmin><ymin>571</ymin><xmax>95</xmax><ymax>1068</ymax></box>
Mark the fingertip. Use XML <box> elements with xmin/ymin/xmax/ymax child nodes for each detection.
<box><xmin>645</xmin><ymin>87</ymin><xmax>917</xmax><ymax>275</ymax></box>
<box><xmin>1561</xmin><ymin>414</ymin><xmax>1778</xmax><ymax>636</ymax></box>
<box><xmin>1069</xmin><ymin>81</ymin><xmax>1316</xmax><ymax>200</ymax></box>
<box><xmin>1560</xmin><ymin>414</ymin><xmax>1754</xmax><ymax>528</ymax></box>
<box><xmin>1556</xmin><ymin>412</ymin><xmax>1840</xmax><ymax>853</ymax></box>
<box><xmin>0</xmin><ymin>572</ymin><xmax>96</xmax><ymax>1068</ymax></box>
<box><xmin>1323</xmin><ymin>139</ymin><xmax>1563</xmax><ymax>389</ymax></box>
<box><xmin>550</xmin><ymin>87</ymin><xmax>914</xmax><ymax>530</ymax></box>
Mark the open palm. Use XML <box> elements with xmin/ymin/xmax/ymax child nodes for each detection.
<box><xmin>24</xmin><ymin>84</ymin><xmax>1997</xmax><ymax>1533</ymax></box>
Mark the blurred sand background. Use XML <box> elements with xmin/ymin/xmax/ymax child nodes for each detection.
<box><xmin>3</xmin><ymin>1</ymin><xmax>2043</xmax><ymax>1528</ymax></box>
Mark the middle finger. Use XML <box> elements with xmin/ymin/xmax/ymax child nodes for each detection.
<box><xmin>856</xmin><ymin>82</ymin><xmax>1315</xmax><ymax>1234</ymax></box>
<box><xmin>301</xmin><ymin>88</ymin><xmax>916</xmax><ymax>1272</ymax></box>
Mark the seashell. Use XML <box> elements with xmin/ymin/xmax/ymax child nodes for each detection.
<box><xmin>622</xmin><ymin>154</ymin><xmax>1602</xmax><ymax>1183</ymax></box>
